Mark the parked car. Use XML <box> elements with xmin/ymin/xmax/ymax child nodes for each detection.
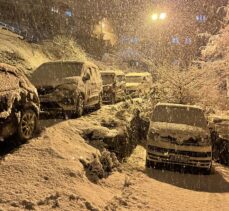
<box><xmin>146</xmin><ymin>103</ymin><xmax>212</xmax><ymax>174</ymax></box>
<box><xmin>208</xmin><ymin>115</ymin><xmax>229</xmax><ymax>165</ymax></box>
<box><xmin>30</xmin><ymin>61</ymin><xmax>103</xmax><ymax>117</ymax></box>
<box><xmin>0</xmin><ymin>63</ymin><xmax>40</xmax><ymax>141</ymax></box>
<box><xmin>125</xmin><ymin>72</ymin><xmax>152</xmax><ymax>97</ymax></box>
<box><xmin>100</xmin><ymin>70</ymin><xmax>126</xmax><ymax>104</ymax></box>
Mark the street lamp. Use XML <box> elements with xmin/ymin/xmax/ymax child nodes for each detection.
<box><xmin>151</xmin><ymin>12</ymin><xmax>167</xmax><ymax>21</ymax></box>
<box><xmin>152</xmin><ymin>13</ymin><xmax>158</xmax><ymax>21</ymax></box>
<box><xmin>159</xmin><ymin>13</ymin><xmax>167</xmax><ymax>20</ymax></box>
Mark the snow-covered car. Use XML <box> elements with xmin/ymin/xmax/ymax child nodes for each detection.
<box><xmin>0</xmin><ymin>63</ymin><xmax>40</xmax><ymax>141</ymax></box>
<box><xmin>101</xmin><ymin>70</ymin><xmax>126</xmax><ymax>104</ymax></box>
<box><xmin>125</xmin><ymin>72</ymin><xmax>152</xmax><ymax>97</ymax></box>
<box><xmin>146</xmin><ymin>103</ymin><xmax>212</xmax><ymax>173</ymax></box>
<box><xmin>208</xmin><ymin>115</ymin><xmax>229</xmax><ymax>165</ymax></box>
<box><xmin>31</xmin><ymin>61</ymin><xmax>103</xmax><ymax>117</ymax></box>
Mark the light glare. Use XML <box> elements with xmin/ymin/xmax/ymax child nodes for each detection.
<box><xmin>152</xmin><ymin>14</ymin><xmax>158</xmax><ymax>21</ymax></box>
<box><xmin>159</xmin><ymin>13</ymin><xmax>167</xmax><ymax>20</ymax></box>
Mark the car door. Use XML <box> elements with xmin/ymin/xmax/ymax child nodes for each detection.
<box><xmin>87</xmin><ymin>66</ymin><xmax>100</xmax><ymax>105</ymax></box>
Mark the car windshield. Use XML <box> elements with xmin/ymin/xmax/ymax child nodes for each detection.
<box><xmin>151</xmin><ymin>105</ymin><xmax>207</xmax><ymax>128</ymax></box>
<box><xmin>126</xmin><ymin>76</ymin><xmax>143</xmax><ymax>83</ymax></box>
<box><xmin>31</xmin><ymin>62</ymin><xmax>83</xmax><ymax>86</ymax></box>
<box><xmin>101</xmin><ymin>74</ymin><xmax>115</xmax><ymax>84</ymax></box>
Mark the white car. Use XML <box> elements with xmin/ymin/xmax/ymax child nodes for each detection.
<box><xmin>146</xmin><ymin>103</ymin><xmax>212</xmax><ymax>174</ymax></box>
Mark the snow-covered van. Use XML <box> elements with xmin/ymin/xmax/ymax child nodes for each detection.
<box><xmin>31</xmin><ymin>61</ymin><xmax>103</xmax><ymax>117</ymax></box>
<box><xmin>146</xmin><ymin>103</ymin><xmax>212</xmax><ymax>173</ymax></box>
<box><xmin>0</xmin><ymin>63</ymin><xmax>40</xmax><ymax>141</ymax></box>
<box><xmin>125</xmin><ymin>72</ymin><xmax>152</xmax><ymax>97</ymax></box>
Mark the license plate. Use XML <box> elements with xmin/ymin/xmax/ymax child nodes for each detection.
<box><xmin>170</xmin><ymin>155</ymin><xmax>189</xmax><ymax>162</ymax></box>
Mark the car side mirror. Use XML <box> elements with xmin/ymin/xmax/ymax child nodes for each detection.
<box><xmin>83</xmin><ymin>73</ymin><xmax>90</xmax><ymax>82</ymax></box>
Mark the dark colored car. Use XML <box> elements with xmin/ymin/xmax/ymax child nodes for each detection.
<box><xmin>208</xmin><ymin>115</ymin><xmax>229</xmax><ymax>165</ymax></box>
<box><xmin>0</xmin><ymin>63</ymin><xmax>40</xmax><ymax>141</ymax></box>
<box><xmin>101</xmin><ymin>70</ymin><xmax>126</xmax><ymax>104</ymax></box>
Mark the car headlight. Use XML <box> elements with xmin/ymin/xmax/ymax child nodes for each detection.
<box><xmin>148</xmin><ymin>130</ymin><xmax>160</xmax><ymax>142</ymax></box>
<box><xmin>198</xmin><ymin>136</ymin><xmax>211</xmax><ymax>146</ymax></box>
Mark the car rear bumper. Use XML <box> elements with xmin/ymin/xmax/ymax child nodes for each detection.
<box><xmin>147</xmin><ymin>144</ymin><xmax>212</xmax><ymax>169</ymax></box>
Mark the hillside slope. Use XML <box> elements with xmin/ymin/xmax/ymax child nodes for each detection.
<box><xmin>0</xmin><ymin>29</ymin><xmax>87</xmax><ymax>73</ymax></box>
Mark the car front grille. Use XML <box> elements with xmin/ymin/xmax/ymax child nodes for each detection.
<box><xmin>37</xmin><ymin>86</ymin><xmax>55</xmax><ymax>96</ymax></box>
<box><xmin>148</xmin><ymin>145</ymin><xmax>212</xmax><ymax>158</ymax></box>
<box><xmin>160</xmin><ymin>135</ymin><xmax>203</xmax><ymax>146</ymax></box>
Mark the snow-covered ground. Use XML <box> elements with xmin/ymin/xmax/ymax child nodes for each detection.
<box><xmin>0</xmin><ymin>106</ymin><xmax>228</xmax><ymax>211</ymax></box>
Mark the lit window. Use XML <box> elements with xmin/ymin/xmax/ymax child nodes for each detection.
<box><xmin>185</xmin><ymin>37</ymin><xmax>192</xmax><ymax>45</ymax></box>
<box><xmin>51</xmin><ymin>7</ymin><xmax>59</xmax><ymax>14</ymax></box>
<box><xmin>65</xmin><ymin>10</ymin><xmax>73</xmax><ymax>17</ymax></box>
<box><xmin>130</xmin><ymin>37</ymin><xmax>139</xmax><ymax>44</ymax></box>
<box><xmin>196</xmin><ymin>15</ymin><xmax>207</xmax><ymax>22</ymax></box>
<box><xmin>172</xmin><ymin>36</ymin><xmax>179</xmax><ymax>44</ymax></box>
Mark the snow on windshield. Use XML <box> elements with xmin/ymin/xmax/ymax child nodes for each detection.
<box><xmin>126</xmin><ymin>76</ymin><xmax>143</xmax><ymax>83</ymax></box>
<box><xmin>101</xmin><ymin>74</ymin><xmax>115</xmax><ymax>84</ymax></box>
<box><xmin>152</xmin><ymin>105</ymin><xmax>207</xmax><ymax>128</ymax></box>
<box><xmin>31</xmin><ymin>62</ymin><xmax>83</xmax><ymax>86</ymax></box>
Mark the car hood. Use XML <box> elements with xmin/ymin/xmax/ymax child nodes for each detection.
<box><xmin>151</xmin><ymin>122</ymin><xmax>209</xmax><ymax>140</ymax></box>
<box><xmin>33</xmin><ymin>75</ymin><xmax>81</xmax><ymax>88</ymax></box>
<box><xmin>126</xmin><ymin>83</ymin><xmax>140</xmax><ymax>89</ymax></box>
<box><xmin>62</xmin><ymin>76</ymin><xmax>81</xmax><ymax>84</ymax></box>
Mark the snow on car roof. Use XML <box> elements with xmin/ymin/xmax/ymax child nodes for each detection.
<box><xmin>36</xmin><ymin>60</ymin><xmax>98</xmax><ymax>70</ymax></box>
<box><xmin>126</xmin><ymin>72</ymin><xmax>151</xmax><ymax>77</ymax></box>
<box><xmin>100</xmin><ymin>70</ymin><xmax>125</xmax><ymax>76</ymax></box>
<box><xmin>155</xmin><ymin>103</ymin><xmax>204</xmax><ymax>111</ymax></box>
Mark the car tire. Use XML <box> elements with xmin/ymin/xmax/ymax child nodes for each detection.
<box><xmin>202</xmin><ymin>167</ymin><xmax>212</xmax><ymax>175</ymax></box>
<box><xmin>75</xmin><ymin>95</ymin><xmax>84</xmax><ymax>117</ymax></box>
<box><xmin>145</xmin><ymin>159</ymin><xmax>152</xmax><ymax>168</ymax></box>
<box><xmin>18</xmin><ymin>109</ymin><xmax>38</xmax><ymax>141</ymax></box>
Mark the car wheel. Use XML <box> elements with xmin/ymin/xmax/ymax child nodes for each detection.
<box><xmin>18</xmin><ymin>109</ymin><xmax>38</xmax><ymax>141</ymax></box>
<box><xmin>76</xmin><ymin>95</ymin><xmax>84</xmax><ymax>117</ymax></box>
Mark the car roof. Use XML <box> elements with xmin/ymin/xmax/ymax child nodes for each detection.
<box><xmin>155</xmin><ymin>103</ymin><xmax>204</xmax><ymax>111</ymax></box>
<box><xmin>36</xmin><ymin>60</ymin><xmax>98</xmax><ymax>69</ymax></box>
<box><xmin>126</xmin><ymin>72</ymin><xmax>151</xmax><ymax>77</ymax></box>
